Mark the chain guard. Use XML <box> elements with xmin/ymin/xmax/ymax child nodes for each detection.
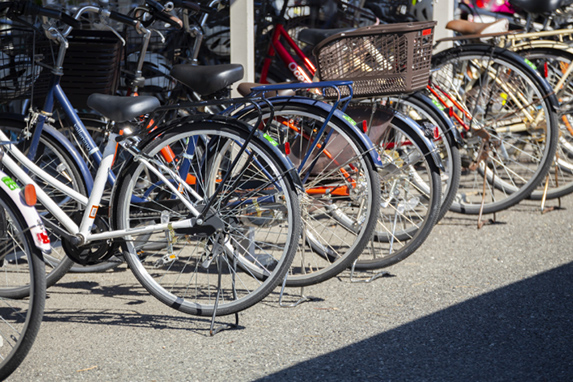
<box><xmin>62</xmin><ymin>213</ymin><xmax>116</xmax><ymax>265</ymax></box>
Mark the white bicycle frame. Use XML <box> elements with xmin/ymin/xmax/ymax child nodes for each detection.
<box><xmin>0</xmin><ymin>129</ymin><xmax>203</xmax><ymax>247</ymax></box>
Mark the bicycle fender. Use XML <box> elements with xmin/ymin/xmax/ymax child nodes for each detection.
<box><xmin>432</xmin><ymin>44</ymin><xmax>560</xmax><ymax>111</ymax></box>
<box><xmin>0</xmin><ymin>113</ymin><xmax>94</xmax><ymax>192</ymax></box>
<box><xmin>0</xmin><ymin>171</ymin><xmax>51</xmax><ymax>253</ymax></box>
<box><xmin>121</xmin><ymin>114</ymin><xmax>303</xmax><ymax>191</ymax></box>
<box><xmin>390</xmin><ymin>110</ymin><xmax>445</xmax><ymax>173</ymax></box>
<box><xmin>409</xmin><ymin>92</ymin><xmax>464</xmax><ymax>148</ymax></box>
<box><xmin>234</xmin><ymin>96</ymin><xmax>385</xmax><ymax>169</ymax></box>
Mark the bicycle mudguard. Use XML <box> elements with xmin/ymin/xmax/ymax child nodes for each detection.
<box><xmin>117</xmin><ymin>114</ymin><xmax>304</xmax><ymax>191</ymax></box>
<box><xmin>0</xmin><ymin>113</ymin><xmax>94</xmax><ymax>193</ymax></box>
<box><xmin>233</xmin><ymin>96</ymin><xmax>385</xmax><ymax>169</ymax></box>
<box><xmin>0</xmin><ymin>171</ymin><xmax>51</xmax><ymax>253</ymax></box>
<box><xmin>432</xmin><ymin>44</ymin><xmax>560</xmax><ymax>111</ymax></box>
<box><xmin>386</xmin><ymin>108</ymin><xmax>445</xmax><ymax>173</ymax></box>
<box><xmin>408</xmin><ymin>91</ymin><xmax>464</xmax><ymax>147</ymax></box>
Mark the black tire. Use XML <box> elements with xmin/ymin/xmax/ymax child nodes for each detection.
<box><xmin>0</xmin><ymin>188</ymin><xmax>46</xmax><ymax>380</ymax></box>
<box><xmin>239</xmin><ymin>101</ymin><xmax>381</xmax><ymax>286</ymax></box>
<box><xmin>431</xmin><ymin>45</ymin><xmax>559</xmax><ymax>214</ymax></box>
<box><xmin>348</xmin><ymin>110</ymin><xmax>442</xmax><ymax>270</ymax></box>
<box><xmin>113</xmin><ymin>120</ymin><xmax>301</xmax><ymax>316</ymax></box>
<box><xmin>517</xmin><ymin>47</ymin><xmax>573</xmax><ymax>199</ymax></box>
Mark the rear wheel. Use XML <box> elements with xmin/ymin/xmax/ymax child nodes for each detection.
<box><xmin>241</xmin><ymin>102</ymin><xmax>380</xmax><ymax>286</ymax></box>
<box><xmin>518</xmin><ymin>47</ymin><xmax>573</xmax><ymax>199</ymax></box>
<box><xmin>345</xmin><ymin>105</ymin><xmax>442</xmax><ymax>269</ymax></box>
<box><xmin>431</xmin><ymin>46</ymin><xmax>559</xmax><ymax>214</ymax></box>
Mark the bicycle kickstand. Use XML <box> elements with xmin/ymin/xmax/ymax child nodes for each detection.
<box><xmin>210</xmin><ymin>256</ymin><xmax>239</xmax><ymax>336</ymax></box>
<box><xmin>540</xmin><ymin>155</ymin><xmax>562</xmax><ymax>214</ymax></box>
<box><xmin>349</xmin><ymin>239</ymin><xmax>389</xmax><ymax>283</ymax></box>
<box><xmin>278</xmin><ymin>274</ymin><xmax>311</xmax><ymax>308</ymax></box>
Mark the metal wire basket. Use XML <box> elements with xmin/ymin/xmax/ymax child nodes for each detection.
<box><xmin>313</xmin><ymin>21</ymin><xmax>436</xmax><ymax>98</ymax></box>
<box><xmin>0</xmin><ymin>23</ymin><xmax>52</xmax><ymax>103</ymax></box>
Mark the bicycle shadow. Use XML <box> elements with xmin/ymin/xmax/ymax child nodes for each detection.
<box><xmin>256</xmin><ymin>262</ymin><xmax>573</xmax><ymax>381</ymax></box>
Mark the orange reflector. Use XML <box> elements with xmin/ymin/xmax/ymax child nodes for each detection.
<box><xmin>22</xmin><ymin>184</ymin><xmax>37</xmax><ymax>206</ymax></box>
<box><xmin>284</xmin><ymin>141</ymin><xmax>291</xmax><ymax>155</ymax></box>
<box><xmin>186</xmin><ymin>174</ymin><xmax>197</xmax><ymax>185</ymax></box>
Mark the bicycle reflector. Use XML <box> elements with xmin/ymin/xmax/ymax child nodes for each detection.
<box><xmin>22</xmin><ymin>184</ymin><xmax>37</xmax><ymax>206</ymax></box>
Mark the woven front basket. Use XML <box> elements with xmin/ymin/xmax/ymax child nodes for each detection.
<box><xmin>314</xmin><ymin>21</ymin><xmax>436</xmax><ymax>98</ymax></box>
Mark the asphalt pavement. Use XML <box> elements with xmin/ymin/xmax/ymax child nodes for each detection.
<box><xmin>7</xmin><ymin>195</ymin><xmax>573</xmax><ymax>381</ymax></box>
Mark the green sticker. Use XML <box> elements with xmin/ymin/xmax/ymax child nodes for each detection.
<box><xmin>342</xmin><ymin>114</ymin><xmax>357</xmax><ymax>126</ymax></box>
<box><xmin>524</xmin><ymin>58</ymin><xmax>537</xmax><ymax>71</ymax></box>
<box><xmin>263</xmin><ymin>133</ymin><xmax>279</xmax><ymax>147</ymax></box>
<box><xmin>1</xmin><ymin>176</ymin><xmax>19</xmax><ymax>191</ymax></box>
<box><xmin>432</xmin><ymin>98</ymin><xmax>445</xmax><ymax>111</ymax></box>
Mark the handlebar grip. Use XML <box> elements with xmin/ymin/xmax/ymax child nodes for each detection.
<box><xmin>108</xmin><ymin>10</ymin><xmax>139</xmax><ymax>27</ymax></box>
<box><xmin>155</xmin><ymin>11</ymin><xmax>183</xmax><ymax>29</ymax></box>
<box><xmin>59</xmin><ymin>12</ymin><xmax>82</xmax><ymax>29</ymax></box>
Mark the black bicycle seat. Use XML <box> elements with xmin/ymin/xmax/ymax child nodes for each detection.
<box><xmin>170</xmin><ymin>64</ymin><xmax>244</xmax><ymax>96</ymax></box>
<box><xmin>509</xmin><ymin>0</ymin><xmax>564</xmax><ymax>14</ymax></box>
<box><xmin>298</xmin><ymin>28</ymin><xmax>353</xmax><ymax>48</ymax></box>
<box><xmin>87</xmin><ymin>94</ymin><xmax>160</xmax><ymax>122</ymax></box>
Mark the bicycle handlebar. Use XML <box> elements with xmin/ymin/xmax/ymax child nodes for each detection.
<box><xmin>4</xmin><ymin>0</ymin><xmax>82</xmax><ymax>28</ymax></box>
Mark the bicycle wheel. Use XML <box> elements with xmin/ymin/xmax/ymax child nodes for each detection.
<box><xmin>240</xmin><ymin>100</ymin><xmax>380</xmax><ymax>286</ymax></box>
<box><xmin>517</xmin><ymin>47</ymin><xmax>573</xmax><ymax>199</ymax></box>
<box><xmin>431</xmin><ymin>45</ymin><xmax>559</xmax><ymax>214</ymax></box>
<box><xmin>0</xmin><ymin>121</ymin><xmax>87</xmax><ymax>290</ymax></box>
<box><xmin>113</xmin><ymin>120</ymin><xmax>301</xmax><ymax>316</ymax></box>
<box><xmin>347</xmin><ymin>106</ymin><xmax>442</xmax><ymax>270</ymax></box>
<box><xmin>0</xmin><ymin>188</ymin><xmax>46</xmax><ymax>380</ymax></box>
<box><xmin>384</xmin><ymin>93</ymin><xmax>462</xmax><ymax>222</ymax></box>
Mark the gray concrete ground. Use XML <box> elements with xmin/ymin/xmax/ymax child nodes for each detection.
<box><xmin>7</xmin><ymin>195</ymin><xmax>573</xmax><ymax>381</ymax></box>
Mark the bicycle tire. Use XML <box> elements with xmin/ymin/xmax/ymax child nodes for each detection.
<box><xmin>0</xmin><ymin>188</ymin><xmax>46</xmax><ymax>380</ymax></box>
<box><xmin>239</xmin><ymin>100</ymin><xmax>381</xmax><ymax>286</ymax></box>
<box><xmin>517</xmin><ymin>47</ymin><xmax>573</xmax><ymax>199</ymax></box>
<box><xmin>113</xmin><ymin>120</ymin><xmax>301</xmax><ymax>316</ymax></box>
<box><xmin>349</xmin><ymin>110</ymin><xmax>442</xmax><ymax>270</ymax></box>
<box><xmin>431</xmin><ymin>45</ymin><xmax>559</xmax><ymax>214</ymax></box>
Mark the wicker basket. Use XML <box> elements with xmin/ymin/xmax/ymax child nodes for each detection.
<box><xmin>314</xmin><ymin>21</ymin><xmax>436</xmax><ymax>98</ymax></box>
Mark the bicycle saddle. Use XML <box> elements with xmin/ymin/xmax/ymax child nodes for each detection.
<box><xmin>446</xmin><ymin>19</ymin><xmax>509</xmax><ymax>36</ymax></box>
<box><xmin>236</xmin><ymin>82</ymin><xmax>295</xmax><ymax>97</ymax></box>
<box><xmin>170</xmin><ymin>64</ymin><xmax>244</xmax><ymax>96</ymax></box>
<box><xmin>508</xmin><ymin>0</ymin><xmax>564</xmax><ymax>14</ymax></box>
<box><xmin>87</xmin><ymin>94</ymin><xmax>160</xmax><ymax>123</ymax></box>
<box><xmin>298</xmin><ymin>28</ymin><xmax>353</xmax><ymax>48</ymax></box>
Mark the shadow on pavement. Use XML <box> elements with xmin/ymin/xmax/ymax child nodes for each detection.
<box><xmin>258</xmin><ymin>262</ymin><xmax>573</xmax><ymax>381</ymax></box>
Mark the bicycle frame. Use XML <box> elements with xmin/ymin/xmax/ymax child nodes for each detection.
<box><xmin>0</xmin><ymin>128</ymin><xmax>200</xmax><ymax>245</ymax></box>
<box><xmin>259</xmin><ymin>21</ymin><xmax>316</xmax><ymax>83</ymax></box>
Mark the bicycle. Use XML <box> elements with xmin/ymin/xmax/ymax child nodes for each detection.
<box><xmin>0</xmin><ymin>174</ymin><xmax>49</xmax><ymax>376</ymax></box>
<box><xmin>0</xmin><ymin>1</ymin><xmax>303</xmax><ymax>321</ymax></box>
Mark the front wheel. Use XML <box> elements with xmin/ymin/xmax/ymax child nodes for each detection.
<box><xmin>0</xmin><ymin>188</ymin><xmax>46</xmax><ymax>380</ymax></box>
<box><xmin>113</xmin><ymin>121</ymin><xmax>301</xmax><ymax>317</ymax></box>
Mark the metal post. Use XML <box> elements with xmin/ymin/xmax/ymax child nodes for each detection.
<box><xmin>230</xmin><ymin>0</ymin><xmax>255</xmax><ymax>96</ymax></box>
